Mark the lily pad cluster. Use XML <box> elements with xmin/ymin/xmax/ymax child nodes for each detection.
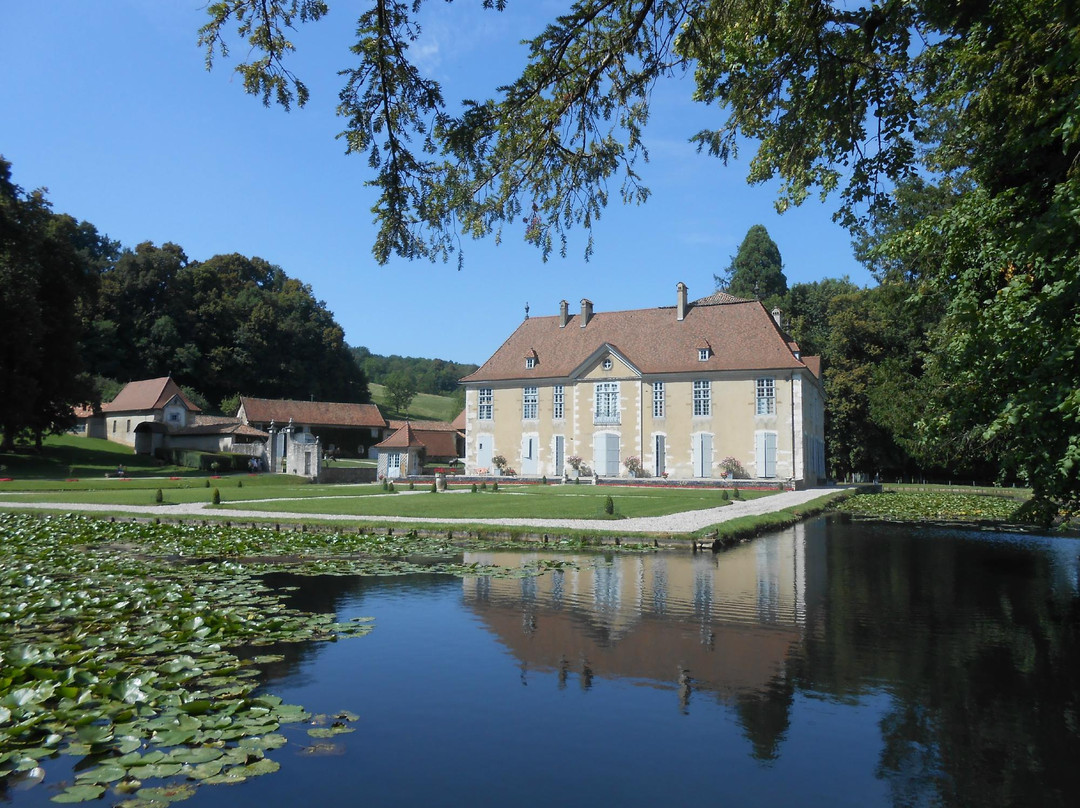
<box><xmin>0</xmin><ymin>512</ymin><xmax>565</xmax><ymax>803</ymax></box>
<box><xmin>0</xmin><ymin>514</ymin><xmax>383</xmax><ymax>802</ymax></box>
<box><xmin>836</xmin><ymin>492</ymin><xmax>1022</xmax><ymax>522</ymax></box>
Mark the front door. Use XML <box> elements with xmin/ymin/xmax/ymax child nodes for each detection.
<box><xmin>521</xmin><ymin>435</ymin><xmax>538</xmax><ymax>475</ymax></box>
<box><xmin>554</xmin><ymin>435</ymin><xmax>565</xmax><ymax>476</ymax></box>
<box><xmin>387</xmin><ymin>451</ymin><xmax>402</xmax><ymax>478</ymax></box>
<box><xmin>476</xmin><ymin>435</ymin><xmax>493</xmax><ymax>472</ymax></box>
<box><xmin>694</xmin><ymin>433</ymin><xmax>713</xmax><ymax>478</ymax></box>
<box><xmin>594</xmin><ymin>433</ymin><xmax>620</xmax><ymax>476</ymax></box>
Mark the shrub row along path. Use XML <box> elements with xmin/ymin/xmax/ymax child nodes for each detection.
<box><xmin>0</xmin><ymin>487</ymin><xmax>835</xmax><ymax>534</ymax></box>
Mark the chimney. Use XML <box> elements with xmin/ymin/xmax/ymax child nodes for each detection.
<box><xmin>559</xmin><ymin>299</ymin><xmax>569</xmax><ymax>328</ymax></box>
<box><xmin>580</xmin><ymin>298</ymin><xmax>593</xmax><ymax>327</ymax></box>
<box><xmin>677</xmin><ymin>282</ymin><xmax>688</xmax><ymax>321</ymax></box>
<box><xmin>771</xmin><ymin>307</ymin><xmax>783</xmax><ymax>329</ymax></box>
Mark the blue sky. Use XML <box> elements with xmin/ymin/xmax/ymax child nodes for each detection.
<box><xmin>2</xmin><ymin>1</ymin><xmax>873</xmax><ymax>366</ymax></box>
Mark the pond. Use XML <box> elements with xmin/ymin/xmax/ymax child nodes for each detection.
<box><xmin>7</xmin><ymin>515</ymin><xmax>1080</xmax><ymax>807</ymax></box>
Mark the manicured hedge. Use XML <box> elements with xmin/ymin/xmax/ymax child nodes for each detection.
<box><xmin>155</xmin><ymin>448</ymin><xmax>253</xmax><ymax>471</ymax></box>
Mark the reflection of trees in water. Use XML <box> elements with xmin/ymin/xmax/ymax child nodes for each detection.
<box><xmin>800</xmin><ymin>521</ymin><xmax>1080</xmax><ymax>808</ymax></box>
<box><xmin>734</xmin><ymin>671</ymin><xmax>795</xmax><ymax>761</ymax></box>
<box><xmin>243</xmin><ymin>572</ymin><xmax>457</xmax><ymax>688</ymax></box>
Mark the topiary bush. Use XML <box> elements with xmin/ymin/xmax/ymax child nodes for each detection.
<box><xmin>604</xmin><ymin>495</ymin><xmax>614</xmax><ymax>515</ymax></box>
<box><xmin>211</xmin><ymin>487</ymin><xmax>221</xmax><ymax>505</ymax></box>
<box><xmin>154</xmin><ymin>488</ymin><xmax>163</xmax><ymax>504</ymax></box>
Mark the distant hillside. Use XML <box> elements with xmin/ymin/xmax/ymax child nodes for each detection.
<box><xmin>369</xmin><ymin>384</ymin><xmax>462</xmax><ymax>422</ymax></box>
<box><xmin>350</xmin><ymin>346</ymin><xmax>477</xmax><ymax>395</ymax></box>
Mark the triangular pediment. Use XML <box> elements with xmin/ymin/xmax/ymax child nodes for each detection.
<box><xmin>569</xmin><ymin>343</ymin><xmax>641</xmax><ymax>379</ymax></box>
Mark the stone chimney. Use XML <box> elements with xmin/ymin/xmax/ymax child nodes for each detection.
<box><xmin>677</xmin><ymin>282</ymin><xmax>688</xmax><ymax>321</ymax></box>
<box><xmin>771</xmin><ymin>307</ymin><xmax>783</xmax><ymax>329</ymax></box>
<box><xmin>559</xmin><ymin>299</ymin><xmax>569</xmax><ymax>328</ymax></box>
<box><xmin>580</xmin><ymin>298</ymin><xmax>593</xmax><ymax>327</ymax></box>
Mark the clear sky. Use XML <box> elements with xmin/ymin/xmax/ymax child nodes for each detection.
<box><xmin>2</xmin><ymin>1</ymin><xmax>874</xmax><ymax>366</ymax></box>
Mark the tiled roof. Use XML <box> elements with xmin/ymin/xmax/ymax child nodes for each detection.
<box><xmin>376</xmin><ymin>423</ymin><xmax>423</xmax><ymax>449</ymax></box>
<box><xmin>450</xmin><ymin>409</ymin><xmax>465</xmax><ymax>431</ymax></box>
<box><xmin>101</xmin><ymin>377</ymin><xmax>201</xmax><ymax>413</ymax></box>
<box><xmin>461</xmin><ymin>298</ymin><xmax>815</xmax><ymax>383</ymax></box>
<box><xmin>692</xmin><ymin>291</ymin><xmax>753</xmax><ymax>305</ymax></box>
<box><xmin>175</xmin><ymin>415</ymin><xmax>269</xmax><ymax>439</ymax></box>
<box><xmin>386</xmin><ymin>419</ymin><xmax>459</xmax><ymax>432</ymax></box>
<box><xmin>376</xmin><ymin>424</ymin><xmax>460</xmax><ymax>457</ymax></box>
<box><xmin>240</xmin><ymin>397</ymin><xmax>385</xmax><ymax>428</ymax></box>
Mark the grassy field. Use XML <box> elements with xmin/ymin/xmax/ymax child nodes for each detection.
<box><xmin>0</xmin><ymin>474</ymin><xmax>771</xmax><ymax>519</ymax></box>
<box><xmin>369</xmin><ymin>384</ymin><xmax>461</xmax><ymax>421</ymax></box>
<box><xmin>0</xmin><ymin>435</ymin><xmax>200</xmax><ymax>479</ymax></box>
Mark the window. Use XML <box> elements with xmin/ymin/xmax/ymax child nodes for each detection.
<box><xmin>595</xmin><ymin>381</ymin><xmax>620</xmax><ymax>424</ymax></box>
<box><xmin>756</xmin><ymin>377</ymin><xmax>776</xmax><ymax>415</ymax></box>
<box><xmin>523</xmin><ymin>386</ymin><xmax>538</xmax><ymax>420</ymax></box>
<box><xmin>553</xmin><ymin>384</ymin><xmax>565</xmax><ymax>420</ymax></box>
<box><xmin>167</xmin><ymin>411</ymin><xmax>180</xmax><ymax>424</ymax></box>
<box><xmin>525</xmin><ymin>356</ymin><xmax>536</xmax><ymax>369</ymax></box>
<box><xmin>698</xmin><ymin>348</ymin><xmax>710</xmax><ymax>361</ymax></box>
<box><xmin>478</xmin><ymin>388</ymin><xmax>493</xmax><ymax>420</ymax></box>
<box><xmin>693</xmin><ymin>380</ymin><xmax>711</xmax><ymax>416</ymax></box>
<box><xmin>653</xmin><ymin>381</ymin><xmax>665</xmax><ymax>418</ymax></box>
<box><xmin>601</xmin><ymin>358</ymin><xmax>613</xmax><ymax>370</ymax></box>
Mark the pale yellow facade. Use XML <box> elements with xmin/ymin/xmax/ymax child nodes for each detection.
<box><xmin>464</xmin><ymin>351</ymin><xmax>825</xmax><ymax>483</ymax></box>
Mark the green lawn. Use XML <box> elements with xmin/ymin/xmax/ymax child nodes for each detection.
<box><xmin>0</xmin><ymin>475</ymin><xmax>773</xmax><ymax>520</ymax></box>
<box><xmin>369</xmin><ymin>384</ymin><xmax>461</xmax><ymax>422</ymax></box>
<box><xmin>0</xmin><ymin>435</ymin><xmax>198</xmax><ymax>479</ymax></box>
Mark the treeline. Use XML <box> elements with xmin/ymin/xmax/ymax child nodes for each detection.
<box><xmin>718</xmin><ymin>224</ymin><xmax>992</xmax><ymax>487</ymax></box>
<box><xmin>349</xmin><ymin>346</ymin><xmax>477</xmax><ymax>395</ymax></box>
<box><xmin>0</xmin><ymin>157</ymin><xmax>367</xmax><ymax>448</ymax></box>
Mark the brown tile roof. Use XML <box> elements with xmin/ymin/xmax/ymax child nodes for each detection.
<box><xmin>451</xmin><ymin>409</ymin><xmax>466</xmax><ymax>431</ymax></box>
<box><xmin>376</xmin><ymin>423</ymin><xmax>423</xmax><ymax>449</ymax></box>
<box><xmin>175</xmin><ymin>415</ymin><xmax>269</xmax><ymax>438</ymax></box>
<box><xmin>692</xmin><ymin>291</ymin><xmax>753</xmax><ymax>305</ymax></box>
<box><xmin>376</xmin><ymin>424</ymin><xmax>460</xmax><ymax>457</ymax></box>
<box><xmin>461</xmin><ymin>298</ymin><xmax>812</xmax><ymax>383</ymax></box>
<box><xmin>386</xmin><ymin>419</ymin><xmax>459</xmax><ymax>432</ymax></box>
<box><xmin>802</xmin><ymin>355</ymin><xmax>823</xmax><ymax>379</ymax></box>
<box><xmin>101</xmin><ymin>377</ymin><xmax>201</xmax><ymax>413</ymax></box>
<box><xmin>240</xmin><ymin>397</ymin><xmax>385</xmax><ymax>428</ymax></box>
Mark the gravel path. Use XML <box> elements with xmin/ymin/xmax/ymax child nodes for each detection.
<box><xmin>0</xmin><ymin>487</ymin><xmax>836</xmax><ymax>534</ymax></box>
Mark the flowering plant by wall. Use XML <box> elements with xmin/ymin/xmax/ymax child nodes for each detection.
<box><xmin>622</xmin><ymin>456</ymin><xmax>643</xmax><ymax>477</ymax></box>
<box><xmin>718</xmin><ymin>456</ymin><xmax>746</xmax><ymax>478</ymax></box>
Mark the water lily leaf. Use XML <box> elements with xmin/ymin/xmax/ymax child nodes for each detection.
<box><xmin>307</xmin><ymin>726</ymin><xmax>355</xmax><ymax>738</ymax></box>
<box><xmin>127</xmin><ymin>763</ymin><xmax>184</xmax><ymax>779</ymax></box>
<box><xmin>179</xmin><ymin>700</ymin><xmax>212</xmax><ymax>716</ymax></box>
<box><xmin>200</xmin><ymin>771</ymin><xmax>247</xmax><ymax>785</ymax></box>
<box><xmin>165</xmin><ymin>746</ymin><xmax>222</xmax><ymax>764</ymax></box>
<box><xmin>50</xmin><ymin>783</ymin><xmax>106</xmax><ymax>803</ymax></box>
<box><xmin>184</xmin><ymin>760</ymin><xmax>225</xmax><ymax>780</ymax></box>
<box><xmin>237</xmin><ymin>733</ymin><xmax>286</xmax><ymax>750</ymax></box>
<box><xmin>136</xmin><ymin>784</ymin><xmax>197</xmax><ymax>803</ymax></box>
<box><xmin>233</xmin><ymin>757</ymin><xmax>280</xmax><ymax>777</ymax></box>
<box><xmin>75</xmin><ymin>763</ymin><xmax>128</xmax><ymax>783</ymax></box>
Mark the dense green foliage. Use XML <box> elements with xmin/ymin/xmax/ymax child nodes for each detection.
<box><xmin>0</xmin><ymin>157</ymin><xmax>369</xmax><ymax>441</ymax></box>
<box><xmin>350</xmin><ymin>346</ymin><xmax>477</xmax><ymax>395</ymax></box>
<box><xmin>836</xmin><ymin>491</ymin><xmax>1023</xmax><ymax>522</ymax></box>
<box><xmin>89</xmin><ymin>246</ymin><xmax>368</xmax><ymax>408</ymax></box>
<box><xmin>0</xmin><ymin>159</ymin><xmax>102</xmax><ymax>449</ymax></box>
<box><xmin>716</xmin><ymin>225</ymin><xmax>786</xmax><ymax>302</ymax></box>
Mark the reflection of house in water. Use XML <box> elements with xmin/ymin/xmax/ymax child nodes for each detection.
<box><xmin>463</xmin><ymin>523</ymin><xmax>822</xmax><ymax>748</ymax></box>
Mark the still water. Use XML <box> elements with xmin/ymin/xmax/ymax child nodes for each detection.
<box><xmin>18</xmin><ymin>516</ymin><xmax>1080</xmax><ymax>807</ymax></box>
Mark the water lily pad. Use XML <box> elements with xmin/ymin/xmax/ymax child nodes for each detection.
<box><xmin>50</xmin><ymin>783</ymin><xmax>106</xmax><ymax>803</ymax></box>
<box><xmin>75</xmin><ymin>763</ymin><xmax>127</xmax><ymax>783</ymax></box>
<box><xmin>233</xmin><ymin>757</ymin><xmax>280</xmax><ymax>777</ymax></box>
<box><xmin>136</xmin><ymin>783</ymin><xmax>197</xmax><ymax>803</ymax></box>
<box><xmin>306</xmin><ymin>726</ymin><xmax>355</xmax><ymax>738</ymax></box>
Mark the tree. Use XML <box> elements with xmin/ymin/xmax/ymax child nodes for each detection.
<box><xmin>383</xmin><ymin>371</ymin><xmax>418</xmax><ymax>416</ymax></box>
<box><xmin>200</xmin><ymin>1</ymin><xmax>1080</xmax><ymax>508</ymax></box>
<box><xmin>716</xmin><ymin>225</ymin><xmax>786</xmax><ymax>302</ymax></box>
<box><xmin>0</xmin><ymin>158</ymin><xmax>99</xmax><ymax>449</ymax></box>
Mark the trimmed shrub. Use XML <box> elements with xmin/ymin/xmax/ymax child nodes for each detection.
<box><xmin>211</xmin><ymin>487</ymin><xmax>221</xmax><ymax>505</ymax></box>
<box><xmin>237</xmin><ymin>479</ymin><xmax>243</xmax><ymax>488</ymax></box>
<box><xmin>604</xmin><ymin>495</ymin><xmax>614</xmax><ymax>515</ymax></box>
<box><xmin>721</xmin><ymin>489</ymin><xmax>730</xmax><ymax>501</ymax></box>
<box><xmin>491</xmin><ymin>482</ymin><xmax>499</xmax><ymax>492</ymax></box>
<box><xmin>481</xmin><ymin>482</ymin><xmax>488</xmax><ymax>491</ymax></box>
<box><xmin>733</xmin><ymin>487</ymin><xmax>742</xmax><ymax>500</ymax></box>
<box><xmin>154</xmin><ymin>488</ymin><xmax>163</xmax><ymax>504</ymax></box>
<box><xmin>388</xmin><ymin>482</ymin><xmax>396</xmax><ymax>493</ymax></box>
<box><xmin>471</xmin><ymin>483</ymin><xmax>478</xmax><ymax>493</ymax></box>
<box><xmin>408</xmin><ymin>481</ymin><xmax>415</xmax><ymax>490</ymax></box>
<box><xmin>430</xmin><ymin>482</ymin><xmax>437</xmax><ymax>493</ymax></box>
<box><xmin>204</xmin><ymin>479</ymin><xmax>211</xmax><ymax>488</ymax></box>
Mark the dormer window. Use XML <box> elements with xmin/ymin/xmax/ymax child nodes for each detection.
<box><xmin>525</xmin><ymin>356</ymin><xmax>536</xmax><ymax>369</ymax></box>
<box><xmin>602</xmin><ymin>358</ymin><xmax>613</xmax><ymax>370</ymax></box>
<box><xmin>698</xmin><ymin>348</ymin><xmax>711</xmax><ymax>361</ymax></box>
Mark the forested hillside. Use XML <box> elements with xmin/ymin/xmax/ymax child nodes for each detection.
<box><xmin>350</xmin><ymin>346</ymin><xmax>477</xmax><ymax>395</ymax></box>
